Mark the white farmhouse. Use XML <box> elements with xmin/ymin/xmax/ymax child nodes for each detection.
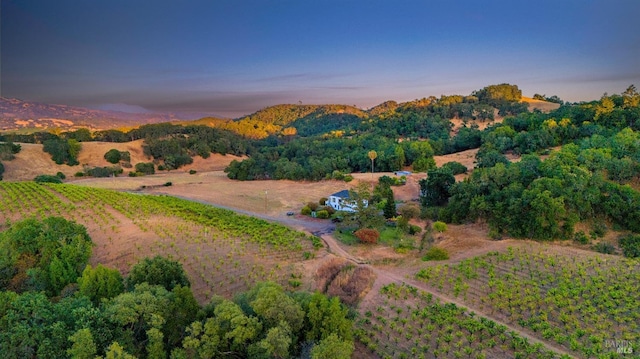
<box><xmin>327</xmin><ymin>190</ymin><xmax>368</xmax><ymax>213</ymax></box>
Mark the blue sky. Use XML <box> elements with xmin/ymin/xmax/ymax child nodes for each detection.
<box><xmin>2</xmin><ymin>0</ymin><xmax>639</xmax><ymax>118</ymax></box>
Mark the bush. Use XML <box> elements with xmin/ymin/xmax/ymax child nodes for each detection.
<box><xmin>409</xmin><ymin>224</ymin><xmax>422</xmax><ymax>235</ymax></box>
<box><xmin>398</xmin><ymin>203</ymin><xmax>420</xmax><ymax>220</ymax></box>
<box><xmin>126</xmin><ymin>256</ymin><xmax>190</xmax><ymax>291</ymax></box>
<box><xmin>104</xmin><ymin>149</ymin><xmax>121</xmax><ymax>164</ymax></box>
<box><xmin>301</xmin><ymin>206</ymin><xmax>312</xmax><ymax>215</ymax></box>
<box><xmin>163</xmin><ymin>182</ymin><xmax>172</xmax><ymax>186</ymax></box>
<box><xmin>331</xmin><ymin>170</ymin><xmax>345</xmax><ymax>181</ymax></box>
<box><xmin>307</xmin><ymin>202</ymin><xmax>319</xmax><ymax>211</ymax></box>
<box><xmin>135</xmin><ymin>162</ymin><xmax>155</xmax><ymax>175</ymax></box>
<box><xmin>619</xmin><ymin>234</ymin><xmax>640</xmax><ymax>258</ymax></box>
<box><xmin>316</xmin><ymin>210</ymin><xmax>329</xmax><ymax>219</ymax></box>
<box><xmin>323</xmin><ymin>206</ymin><xmax>336</xmax><ymax>215</ymax></box>
<box><xmin>592</xmin><ymin>242</ymin><xmax>615</xmax><ymax>254</ymax></box>
<box><xmin>344</xmin><ymin>175</ymin><xmax>354</xmax><ymax>182</ymax></box>
<box><xmin>413</xmin><ymin>157</ymin><xmax>436</xmax><ymax>172</ymax></box>
<box><xmin>74</xmin><ymin>171</ymin><xmax>85</xmax><ymax>177</ymax></box>
<box><xmin>55</xmin><ymin>171</ymin><xmax>66</xmax><ymax>179</ymax></box>
<box><xmin>189</xmin><ymin>169</ymin><xmax>197</xmax><ymax>175</ymax></box>
<box><xmin>87</xmin><ymin>166</ymin><xmax>122</xmax><ymax>178</ymax></box>
<box><xmin>319</xmin><ymin>197</ymin><xmax>328</xmax><ymax>205</ymax></box>
<box><xmin>34</xmin><ymin>174</ymin><xmax>63</xmax><ymax>183</ymax></box>
<box><xmin>354</xmin><ymin>228</ymin><xmax>380</xmax><ymax>244</ymax></box>
<box><xmin>0</xmin><ymin>161</ymin><xmax>4</xmax><ymax>180</ymax></box>
<box><xmin>441</xmin><ymin>161</ymin><xmax>467</xmax><ymax>175</ymax></box>
<box><xmin>573</xmin><ymin>231</ymin><xmax>590</xmax><ymax>244</ymax></box>
<box><xmin>433</xmin><ymin>221</ymin><xmax>448</xmax><ymax>233</ymax></box>
<box><xmin>422</xmin><ymin>246</ymin><xmax>449</xmax><ymax>261</ymax></box>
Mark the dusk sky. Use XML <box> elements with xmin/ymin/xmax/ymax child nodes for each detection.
<box><xmin>2</xmin><ymin>0</ymin><xmax>640</xmax><ymax>118</ymax></box>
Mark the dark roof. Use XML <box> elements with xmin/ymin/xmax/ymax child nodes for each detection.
<box><xmin>329</xmin><ymin>190</ymin><xmax>350</xmax><ymax>198</ymax></box>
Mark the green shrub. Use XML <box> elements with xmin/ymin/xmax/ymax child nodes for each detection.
<box><xmin>331</xmin><ymin>170</ymin><xmax>345</xmax><ymax>181</ymax></box>
<box><xmin>319</xmin><ymin>197</ymin><xmax>328</xmax><ymax>205</ymax></box>
<box><xmin>55</xmin><ymin>171</ymin><xmax>66</xmax><ymax>179</ymax></box>
<box><xmin>74</xmin><ymin>171</ymin><xmax>85</xmax><ymax>177</ymax></box>
<box><xmin>573</xmin><ymin>231</ymin><xmax>590</xmax><ymax>244</ymax></box>
<box><xmin>412</xmin><ymin>157</ymin><xmax>436</xmax><ymax>172</ymax></box>
<box><xmin>301</xmin><ymin>206</ymin><xmax>312</xmax><ymax>215</ymax></box>
<box><xmin>590</xmin><ymin>221</ymin><xmax>607</xmax><ymax>239</ymax></box>
<box><xmin>135</xmin><ymin>162</ymin><xmax>155</xmax><ymax>175</ymax></box>
<box><xmin>87</xmin><ymin>166</ymin><xmax>122</xmax><ymax>178</ymax></box>
<box><xmin>104</xmin><ymin>149</ymin><xmax>122</xmax><ymax>164</ymax></box>
<box><xmin>164</xmin><ymin>182</ymin><xmax>172</xmax><ymax>187</ymax></box>
<box><xmin>344</xmin><ymin>175</ymin><xmax>354</xmax><ymax>182</ymax></box>
<box><xmin>409</xmin><ymin>224</ymin><xmax>422</xmax><ymax>235</ymax></box>
<box><xmin>592</xmin><ymin>242</ymin><xmax>615</xmax><ymax>254</ymax></box>
<box><xmin>316</xmin><ymin>210</ymin><xmax>329</xmax><ymax>219</ymax></box>
<box><xmin>189</xmin><ymin>169</ymin><xmax>197</xmax><ymax>175</ymax></box>
<box><xmin>619</xmin><ymin>234</ymin><xmax>640</xmax><ymax>258</ymax></box>
<box><xmin>433</xmin><ymin>221</ymin><xmax>448</xmax><ymax>233</ymax></box>
<box><xmin>34</xmin><ymin>174</ymin><xmax>62</xmax><ymax>183</ymax></box>
<box><xmin>422</xmin><ymin>246</ymin><xmax>449</xmax><ymax>261</ymax></box>
<box><xmin>0</xmin><ymin>161</ymin><xmax>4</xmax><ymax>180</ymax></box>
<box><xmin>441</xmin><ymin>161</ymin><xmax>467</xmax><ymax>175</ymax></box>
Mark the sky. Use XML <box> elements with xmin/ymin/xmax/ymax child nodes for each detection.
<box><xmin>2</xmin><ymin>0</ymin><xmax>640</xmax><ymax>118</ymax></box>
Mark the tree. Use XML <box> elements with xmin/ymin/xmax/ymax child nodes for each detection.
<box><xmin>0</xmin><ymin>161</ymin><xmax>4</xmax><ymax>180</ymax></box>
<box><xmin>67</xmin><ymin>328</ymin><xmax>97</xmax><ymax>359</ymax></box>
<box><xmin>341</xmin><ymin>183</ymin><xmax>384</xmax><ymax>229</ymax></box>
<box><xmin>306</xmin><ymin>293</ymin><xmax>352</xmax><ymax>342</ymax></box>
<box><xmin>104</xmin><ymin>149</ymin><xmax>122</xmax><ymax>164</ymax></box>
<box><xmin>250</xmin><ymin>321</ymin><xmax>292</xmax><ymax>359</ymax></box>
<box><xmin>134</xmin><ymin>162</ymin><xmax>155</xmax><ymax>175</ymax></box>
<box><xmin>619</xmin><ymin>234</ymin><xmax>640</xmax><ymax>258</ymax></box>
<box><xmin>310</xmin><ymin>333</ymin><xmax>354</xmax><ymax>359</ymax></box>
<box><xmin>0</xmin><ymin>216</ymin><xmax>93</xmax><ymax>295</ymax></box>
<box><xmin>383</xmin><ymin>189</ymin><xmax>396</xmax><ymax>219</ymax></box>
<box><xmin>126</xmin><ymin>256</ymin><xmax>190</xmax><ymax>291</ymax></box>
<box><xmin>103</xmin><ymin>342</ymin><xmax>136</xmax><ymax>359</ymax></box>
<box><xmin>368</xmin><ymin>150</ymin><xmax>377</xmax><ymax>177</ymax></box>
<box><xmin>420</xmin><ymin>168</ymin><xmax>455</xmax><ymax>207</ymax></box>
<box><xmin>249</xmin><ymin>282</ymin><xmax>304</xmax><ymax>332</ymax></box>
<box><xmin>78</xmin><ymin>264</ymin><xmax>124</xmax><ymax>304</ymax></box>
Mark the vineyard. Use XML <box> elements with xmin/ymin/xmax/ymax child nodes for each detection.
<box><xmin>355</xmin><ymin>283</ymin><xmax>560</xmax><ymax>359</ymax></box>
<box><xmin>0</xmin><ymin>181</ymin><xmax>322</xmax><ymax>301</ymax></box>
<box><xmin>414</xmin><ymin>246</ymin><xmax>640</xmax><ymax>358</ymax></box>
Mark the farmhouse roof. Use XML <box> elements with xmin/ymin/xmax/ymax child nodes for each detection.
<box><xmin>329</xmin><ymin>190</ymin><xmax>350</xmax><ymax>198</ymax></box>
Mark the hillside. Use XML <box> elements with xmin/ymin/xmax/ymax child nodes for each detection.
<box><xmin>1</xmin><ymin>141</ymin><xmax>242</xmax><ymax>181</ymax></box>
<box><xmin>0</xmin><ymin>97</ymin><xmax>196</xmax><ymax>131</ymax></box>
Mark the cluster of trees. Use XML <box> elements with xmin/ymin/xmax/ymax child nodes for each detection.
<box><xmin>422</xmin><ymin>129</ymin><xmax>640</xmax><ymax>243</ymax></box>
<box><xmin>42</xmin><ymin>138</ymin><xmax>82</xmax><ymax>165</ymax></box>
<box><xmin>225</xmin><ymin>134</ymin><xmax>436</xmax><ymax>181</ymax></box>
<box><xmin>0</xmin><ymin>217</ymin><xmax>355</xmax><ymax>358</ymax></box>
<box><xmin>417</xmin><ymin>86</ymin><xmax>640</xmax><ymax>245</ymax></box>
<box><xmin>104</xmin><ymin>149</ymin><xmax>131</xmax><ymax>164</ymax></box>
<box><xmin>0</xmin><ymin>141</ymin><xmax>21</xmax><ymax>180</ymax></box>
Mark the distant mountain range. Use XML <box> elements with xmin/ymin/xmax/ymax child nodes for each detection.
<box><xmin>0</xmin><ymin>97</ymin><xmax>205</xmax><ymax>131</ymax></box>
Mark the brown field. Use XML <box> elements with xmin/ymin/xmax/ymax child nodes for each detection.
<box><xmin>2</xmin><ymin>141</ymin><xmax>242</xmax><ymax>181</ymax></box>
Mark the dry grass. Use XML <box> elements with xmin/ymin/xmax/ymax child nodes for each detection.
<box><xmin>2</xmin><ymin>141</ymin><xmax>243</xmax><ymax>182</ymax></box>
<box><xmin>315</xmin><ymin>257</ymin><xmax>376</xmax><ymax>306</ymax></box>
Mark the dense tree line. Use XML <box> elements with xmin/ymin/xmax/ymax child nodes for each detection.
<box><xmin>421</xmin><ymin>129</ymin><xmax>640</xmax><ymax>241</ymax></box>
<box><xmin>0</xmin><ymin>217</ymin><xmax>355</xmax><ymax>358</ymax></box>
